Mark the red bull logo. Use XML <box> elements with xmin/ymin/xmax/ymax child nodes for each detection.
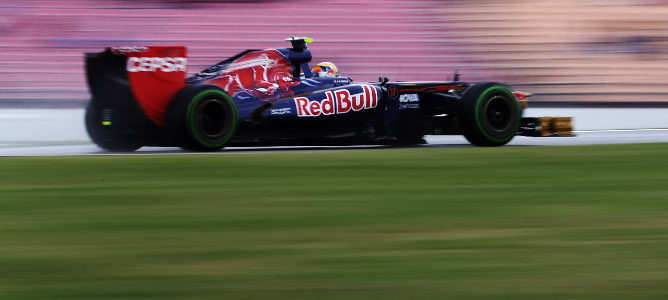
<box><xmin>294</xmin><ymin>85</ymin><xmax>378</xmax><ymax>117</ymax></box>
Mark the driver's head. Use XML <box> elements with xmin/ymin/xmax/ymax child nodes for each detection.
<box><xmin>312</xmin><ymin>62</ymin><xmax>339</xmax><ymax>78</ymax></box>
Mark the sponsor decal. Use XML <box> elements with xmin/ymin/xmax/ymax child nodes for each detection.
<box><xmin>109</xmin><ymin>46</ymin><xmax>149</xmax><ymax>54</ymax></box>
<box><xmin>127</xmin><ymin>57</ymin><xmax>187</xmax><ymax>72</ymax></box>
<box><xmin>388</xmin><ymin>85</ymin><xmax>399</xmax><ymax>99</ymax></box>
<box><xmin>399</xmin><ymin>103</ymin><xmax>420</xmax><ymax>110</ymax></box>
<box><xmin>270</xmin><ymin>107</ymin><xmax>292</xmax><ymax>115</ymax></box>
<box><xmin>399</xmin><ymin>93</ymin><xmax>419</xmax><ymax>103</ymax></box>
<box><xmin>399</xmin><ymin>94</ymin><xmax>419</xmax><ymax>109</ymax></box>
<box><xmin>294</xmin><ymin>85</ymin><xmax>378</xmax><ymax>117</ymax></box>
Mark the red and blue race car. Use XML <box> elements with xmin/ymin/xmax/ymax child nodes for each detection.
<box><xmin>85</xmin><ymin>37</ymin><xmax>550</xmax><ymax>151</ymax></box>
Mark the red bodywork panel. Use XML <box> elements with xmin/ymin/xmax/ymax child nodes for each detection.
<box><xmin>117</xmin><ymin>47</ymin><xmax>299</xmax><ymax>126</ymax></box>
<box><xmin>113</xmin><ymin>46</ymin><xmax>187</xmax><ymax>126</ymax></box>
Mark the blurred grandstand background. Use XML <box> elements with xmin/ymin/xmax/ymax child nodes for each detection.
<box><xmin>1</xmin><ymin>0</ymin><xmax>668</xmax><ymax>107</ymax></box>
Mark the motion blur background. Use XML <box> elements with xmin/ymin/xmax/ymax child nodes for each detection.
<box><xmin>2</xmin><ymin>0</ymin><xmax>668</xmax><ymax>108</ymax></box>
<box><xmin>3</xmin><ymin>2</ymin><xmax>668</xmax><ymax>298</ymax></box>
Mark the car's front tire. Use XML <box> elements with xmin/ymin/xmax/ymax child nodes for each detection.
<box><xmin>460</xmin><ymin>82</ymin><xmax>521</xmax><ymax>146</ymax></box>
<box><xmin>166</xmin><ymin>85</ymin><xmax>238</xmax><ymax>151</ymax></box>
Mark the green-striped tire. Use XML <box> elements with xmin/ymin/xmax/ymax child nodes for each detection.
<box><xmin>460</xmin><ymin>82</ymin><xmax>521</xmax><ymax>146</ymax></box>
<box><xmin>167</xmin><ymin>85</ymin><xmax>238</xmax><ymax>151</ymax></box>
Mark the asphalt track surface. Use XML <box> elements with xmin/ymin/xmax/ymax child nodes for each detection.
<box><xmin>1</xmin><ymin>130</ymin><xmax>668</xmax><ymax>156</ymax></box>
<box><xmin>1</xmin><ymin>108</ymin><xmax>668</xmax><ymax>156</ymax></box>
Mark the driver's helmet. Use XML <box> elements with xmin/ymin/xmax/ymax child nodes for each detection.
<box><xmin>311</xmin><ymin>62</ymin><xmax>339</xmax><ymax>77</ymax></box>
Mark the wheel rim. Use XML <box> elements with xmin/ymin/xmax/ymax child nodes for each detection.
<box><xmin>194</xmin><ymin>98</ymin><xmax>226</xmax><ymax>138</ymax></box>
<box><xmin>483</xmin><ymin>95</ymin><xmax>513</xmax><ymax>133</ymax></box>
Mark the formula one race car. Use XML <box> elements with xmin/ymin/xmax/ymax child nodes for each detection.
<box><xmin>85</xmin><ymin>37</ymin><xmax>566</xmax><ymax>151</ymax></box>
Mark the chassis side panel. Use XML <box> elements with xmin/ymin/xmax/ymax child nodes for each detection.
<box><xmin>383</xmin><ymin>82</ymin><xmax>469</xmax><ymax>139</ymax></box>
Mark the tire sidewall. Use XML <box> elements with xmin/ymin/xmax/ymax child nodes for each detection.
<box><xmin>461</xmin><ymin>82</ymin><xmax>521</xmax><ymax>146</ymax></box>
<box><xmin>85</xmin><ymin>101</ymin><xmax>140</xmax><ymax>151</ymax></box>
<box><xmin>473</xmin><ymin>85</ymin><xmax>521</xmax><ymax>143</ymax></box>
<box><xmin>185</xmin><ymin>89</ymin><xmax>238</xmax><ymax>148</ymax></box>
<box><xmin>168</xmin><ymin>85</ymin><xmax>238</xmax><ymax>150</ymax></box>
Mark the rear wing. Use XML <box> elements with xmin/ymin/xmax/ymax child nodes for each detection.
<box><xmin>86</xmin><ymin>46</ymin><xmax>187</xmax><ymax>126</ymax></box>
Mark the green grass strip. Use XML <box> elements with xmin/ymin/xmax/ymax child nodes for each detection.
<box><xmin>1</xmin><ymin>144</ymin><xmax>668</xmax><ymax>299</ymax></box>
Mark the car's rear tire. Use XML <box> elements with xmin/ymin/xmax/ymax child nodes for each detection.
<box><xmin>85</xmin><ymin>101</ymin><xmax>141</xmax><ymax>151</ymax></box>
<box><xmin>166</xmin><ymin>85</ymin><xmax>238</xmax><ymax>151</ymax></box>
<box><xmin>460</xmin><ymin>82</ymin><xmax>521</xmax><ymax>146</ymax></box>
